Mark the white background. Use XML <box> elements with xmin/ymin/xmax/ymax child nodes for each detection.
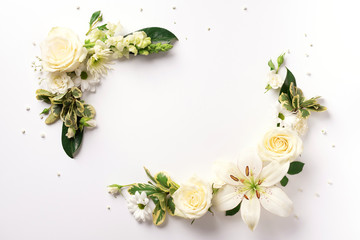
<box><xmin>1</xmin><ymin>0</ymin><xmax>359</xmax><ymax>239</ymax></box>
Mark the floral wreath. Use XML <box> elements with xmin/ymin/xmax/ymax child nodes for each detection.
<box><xmin>34</xmin><ymin>11</ymin><xmax>327</xmax><ymax>231</ymax></box>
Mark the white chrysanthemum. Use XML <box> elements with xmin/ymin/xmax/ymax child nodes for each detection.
<box><xmin>46</xmin><ymin>72</ymin><xmax>74</xmax><ymax>94</ymax></box>
<box><xmin>73</xmin><ymin>63</ymin><xmax>100</xmax><ymax>92</ymax></box>
<box><xmin>127</xmin><ymin>191</ymin><xmax>152</xmax><ymax>222</ymax></box>
<box><xmin>106</xmin><ymin>21</ymin><xmax>123</xmax><ymax>37</ymax></box>
<box><xmin>276</xmin><ymin>104</ymin><xmax>308</xmax><ymax>136</ymax></box>
<box><xmin>88</xmin><ymin>28</ymin><xmax>107</xmax><ymax>43</ymax></box>
<box><xmin>87</xmin><ymin>40</ymin><xmax>112</xmax><ymax>80</ymax></box>
<box><xmin>267</xmin><ymin>70</ymin><xmax>284</xmax><ymax>89</ymax></box>
<box><xmin>132</xmin><ymin>31</ymin><xmax>151</xmax><ymax>48</ymax></box>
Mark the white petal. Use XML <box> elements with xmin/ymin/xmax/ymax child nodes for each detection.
<box><xmin>259</xmin><ymin>186</ymin><xmax>293</xmax><ymax>217</ymax></box>
<box><xmin>213</xmin><ymin>160</ymin><xmax>245</xmax><ymax>186</ymax></box>
<box><xmin>241</xmin><ymin>197</ymin><xmax>261</xmax><ymax>231</ymax></box>
<box><xmin>237</xmin><ymin>149</ymin><xmax>263</xmax><ymax>179</ymax></box>
<box><xmin>212</xmin><ymin>185</ymin><xmax>244</xmax><ymax>211</ymax></box>
<box><xmin>260</xmin><ymin>161</ymin><xmax>290</xmax><ymax>187</ymax></box>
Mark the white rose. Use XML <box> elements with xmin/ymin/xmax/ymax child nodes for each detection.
<box><xmin>46</xmin><ymin>72</ymin><xmax>74</xmax><ymax>94</ymax></box>
<box><xmin>258</xmin><ymin>128</ymin><xmax>303</xmax><ymax>163</ymax></box>
<box><xmin>172</xmin><ymin>175</ymin><xmax>212</xmax><ymax>219</ymax></box>
<box><xmin>41</xmin><ymin>27</ymin><xmax>87</xmax><ymax>72</ymax></box>
<box><xmin>267</xmin><ymin>70</ymin><xmax>284</xmax><ymax>89</ymax></box>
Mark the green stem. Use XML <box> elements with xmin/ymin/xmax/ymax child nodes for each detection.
<box><xmin>83</xmin><ymin>43</ymin><xmax>96</xmax><ymax>48</ymax></box>
<box><xmin>86</xmin><ymin>17</ymin><xmax>102</xmax><ymax>35</ymax></box>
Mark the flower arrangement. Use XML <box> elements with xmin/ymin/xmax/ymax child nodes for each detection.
<box><xmin>34</xmin><ymin>11</ymin><xmax>178</xmax><ymax>158</ymax></box>
<box><xmin>108</xmin><ymin>54</ymin><xmax>327</xmax><ymax>230</ymax></box>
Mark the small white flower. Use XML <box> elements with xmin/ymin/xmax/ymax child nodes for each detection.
<box><xmin>276</xmin><ymin>105</ymin><xmax>308</xmax><ymax>136</ymax></box>
<box><xmin>86</xmin><ymin>119</ymin><xmax>96</xmax><ymax>128</ymax></box>
<box><xmin>267</xmin><ymin>70</ymin><xmax>284</xmax><ymax>89</ymax></box>
<box><xmin>106</xmin><ymin>21</ymin><xmax>123</xmax><ymax>37</ymax></box>
<box><xmin>74</xmin><ymin>63</ymin><xmax>100</xmax><ymax>92</ymax></box>
<box><xmin>127</xmin><ymin>191</ymin><xmax>152</xmax><ymax>222</ymax></box>
<box><xmin>88</xmin><ymin>28</ymin><xmax>107</xmax><ymax>43</ymax></box>
<box><xmin>107</xmin><ymin>186</ymin><xmax>121</xmax><ymax>197</ymax></box>
<box><xmin>46</xmin><ymin>72</ymin><xmax>74</xmax><ymax>94</ymax></box>
<box><xmin>87</xmin><ymin>40</ymin><xmax>112</xmax><ymax>79</ymax></box>
<box><xmin>65</xmin><ymin>128</ymin><xmax>75</xmax><ymax>138</ymax></box>
<box><xmin>212</xmin><ymin>150</ymin><xmax>293</xmax><ymax>231</ymax></box>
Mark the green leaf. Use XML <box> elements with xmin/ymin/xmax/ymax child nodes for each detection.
<box><xmin>51</xmin><ymin>104</ymin><xmax>62</xmax><ymax>117</ymax></box>
<box><xmin>61</xmin><ymin>123</ymin><xmax>83</xmax><ymax>158</ymax></box>
<box><xmin>152</xmin><ymin>192</ymin><xmax>167</xmax><ymax>210</ymax></box>
<box><xmin>144</xmin><ymin>167</ymin><xmax>156</xmax><ymax>183</ymax></box>
<box><xmin>36</xmin><ymin>89</ymin><xmax>54</xmax><ymax>103</ymax></box>
<box><xmin>65</xmin><ymin>108</ymin><xmax>77</xmax><ymax>129</ymax></box>
<box><xmin>226</xmin><ymin>202</ymin><xmax>241</xmax><ymax>216</ymax></box>
<box><xmin>128</xmin><ymin>183</ymin><xmax>162</xmax><ymax>196</ymax></box>
<box><xmin>75</xmin><ymin>100</ymin><xmax>85</xmax><ymax>113</ymax></box>
<box><xmin>136</xmin><ymin>27</ymin><xmax>178</xmax><ymax>43</ymax></box>
<box><xmin>40</xmin><ymin>107</ymin><xmax>50</xmax><ymax>115</ymax></box>
<box><xmin>265</xmin><ymin>84</ymin><xmax>272</xmax><ymax>93</ymax></box>
<box><xmin>279</xmin><ymin>68</ymin><xmax>297</xmax><ymax>100</ymax></box>
<box><xmin>268</xmin><ymin>59</ymin><xmax>275</xmax><ymax>71</ymax></box>
<box><xmin>155</xmin><ymin>172</ymin><xmax>171</xmax><ymax>189</ymax></box>
<box><xmin>167</xmin><ymin>196</ymin><xmax>176</xmax><ymax>216</ymax></box>
<box><xmin>97</xmin><ymin>24</ymin><xmax>108</xmax><ymax>31</ymax></box>
<box><xmin>278</xmin><ymin>112</ymin><xmax>285</xmax><ymax>120</ymax></box>
<box><xmin>299</xmin><ymin>108</ymin><xmax>311</xmax><ymax>119</ymax></box>
<box><xmin>89</xmin><ymin>11</ymin><xmax>101</xmax><ymax>26</ymax></box>
<box><xmin>282</xmin><ymin>102</ymin><xmax>295</xmax><ymax>112</ymax></box>
<box><xmin>280</xmin><ymin>176</ymin><xmax>289</xmax><ymax>186</ymax></box>
<box><xmin>288</xmin><ymin>161</ymin><xmax>305</xmax><ymax>175</ymax></box>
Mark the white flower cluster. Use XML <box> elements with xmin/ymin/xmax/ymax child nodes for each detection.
<box><xmin>40</xmin><ymin>23</ymin><xmax>152</xmax><ymax>94</ymax></box>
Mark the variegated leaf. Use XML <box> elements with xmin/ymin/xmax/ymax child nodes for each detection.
<box><xmin>167</xmin><ymin>196</ymin><xmax>176</xmax><ymax>216</ymax></box>
<box><xmin>83</xmin><ymin>104</ymin><xmax>96</xmax><ymax>118</ymax></box>
<box><xmin>282</xmin><ymin>102</ymin><xmax>294</xmax><ymax>112</ymax></box>
<box><xmin>151</xmin><ymin>192</ymin><xmax>167</xmax><ymax>210</ymax></box>
<box><xmin>292</xmin><ymin>95</ymin><xmax>300</xmax><ymax>109</ymax></box>
<box><xmin>289</xmin><ymin>82</ymin><xmax>296</xmax><ymax>98</ymax></box>
<box><xmin>45</xmin><ymin>113</ymin><xmax>59</xmax><ymax>124</ymax></box>
<box><xmin>152</xmin><ymin>201</ymin><xmax>166</xmax><ymax>226</ymax></box>
<box><xmin>60</xmin><ymin>105</ymin><xmax>69</xmax><ymax>122</ymax></box>
<box><xmin>51</xmin><ymin>104</ymin><xmax>62</xmax><ymax>118</ymax></box>
<box><xmin>71</xmin><ymin>87</ymin><xmax>82</xmax><ymax>99</ymax></box>
<box><xmin>65</xmin><ymin>109</ymin><xmax>77</xmax><ymax>130</ymax></box>
<box><xmin>307</xmin><ymin>104</ymin><xmax>327</xmax><ymax>112</ymax></box>
<box><xmin>301</xmin><ymin>99</ymin><xmax>317</xmax><ymax>108</ymax></box>
<box><xmin>299</xmin><ymin>108</ymin><xmax>310</xmax><ymax>119</ymax></box>
<box><xmin>75</xmin><ymin>100</ymin><xmax>85</xmax><ymax>113</ymax></box>
<box><xmin>279</xmin><ymin>93</ymin><xmax>290</xmax><ymax>104</ymax></box>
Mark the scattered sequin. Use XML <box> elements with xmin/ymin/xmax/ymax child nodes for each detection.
<box><xmin>294</xmin><ymin>214</ymin><xmax>299</xmax><ymax>220</ymax></box>
<box><xmin>298</xmin><ymin>188</ymin><xmax>303</xmax><ymax>192</ymax></box>
<box><xmin>243</xmin><ymin>7</ymin><xmax>247</xmax><ymax>11</ymax></box>
<box><xmin>306</xmin><ymin>72</ymin><xmax>311</xmax><ymax>76</ymax></box>
<box><xmin>332</xmin><ymin>144</ymin><xmax>335</xmax><ymax>148</ymax></box>
<box><xmin>76</xmin><ymin>6</ymin><xmax>80</xmax><ymax>10</ymax></box>
<box><xmin>140</xmin><ymin>8</ymin><xmax>143</xmax><ymax>12</ymax></box>
<box><xmin>26</xmin><ymin>107</ymin><xmax>30</xmax><ymax>111</ymax></box>
<box><xmin>305</xmin><ymin>54</ymin><xmax>309</xmax><ymax>57</ymax></box>
<box><xmin>40</xmin><ymin>133</ymin><xmax>46</xmax><ymax>138</ymax></box>
<box><xmin>22</xmin><ymin>130</ymin><xmax>26</xmax><ymax>134</ymax></box>
<box><xmin>328</xmin><ymin>180</ymin><xmax>333</xmax><ymax>185</ymax></box>
<box><xmin>310</xmin><ymin>44</ymin><xmax>313</xmax><ymax>47</ymax></box>
<box><xmin>57</xmin><ymin>172</ymin><xmax>61</xmax><ymax>177</ymax></box>
<box><xmin>315</xmin><ymin>193</ymin><xmax>320</xmax><ymax>198</ymax></box>
<box><xmin>172</xmin><ymin>7</ymin><xmax>176</xmax><ymax>10</ymax></box>
<box><xmin>321</xmin><ymin>129</ymin><xmax>327</xmax><ymax>135</ymax></box>
<box><xmin>107</xmin><ymin>206</ymin><xmax>111</xmax><ymax>210</ymax></box>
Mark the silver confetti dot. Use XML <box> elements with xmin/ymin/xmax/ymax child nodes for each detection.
<box><xmin>306</xmin><ymin>72</ymin><xmax>311</xmax><ymax>76</ymax></box>
<box><xmin>328</xmin><ymin>180</ymin><xmax>333</xmax><ymax>185</ymax></box>
<box><xmin>315</xmin><ymin>193</ymin><xmax>320</xmax><ymax>197</ymax></box>
<box><xmin>107</xmin><ymin>206</ymin><xmax>111</xmax><ymax>210</ymax></box>
<box><xmin>40</xmin><ymin>133</ymin><xmax>46</xmax><ymax>138</ymax></box>
<box><xmin>172</xmin><ymin>6</ymin><xmax>176</xmax><ymax>10</ymax></box>
<box><xmin>32</xmin><ymin>42</ymin><xmax>36</xmax><ymax>46</ymax></box>
<box><xmin>26</xmin><ymin>107</ymin><xmax>30</xmax><ymax>111</ymax></box>
<box><xmin>294</xmin><ymin>214</ymin><xmax>299</xmax><ymax>220</ymax></box>
<box><xmin>22</xmin><ymin>130</ymin><xmax>26</xmax><ymax>134</ymax></box>
<box><xmin>310</xmin><ymin>44</ymin><xmax>313</xmax><ymax>47</ymax></box>
<box><xmin>76</xmin><ymin>6</ymin><xmax>80</xmax><ymax>10</ymax></box>
<box><xmin>305</xmin><ymin>54</ymin><xmax>309</xmax><ymax>57</ymax></box>
<box><xmin>321</xmin><ymin>129</ymin><xmax>327</xmax><ymax>135</ymax></box>
<box><xmin>298</xmin><ymin>188</ymin><xmax>303</xmax><ymax>192</ymax></box>
<box><xmin>57</xmin><ymin>172</ymin><xmax>61</xmax><ymax>177</ymax></box>
<box><xmin>140</xmin><ymin>8</ymin><xmax>143</xmax><ymax>12</ymax></box>
<box><xmin>243</xmin><ymin>7</ymin><xmax>247</xmax><ymax>11</ymax></box>
<box><xmin>208</xmin><ymin>28</ymin><xmax>211</xmax><ymax>31</ymax></box>
<box><xmin>332</xmin><ymin>144</ymin><xmax>335</xmax><ymax>148</ymax></box>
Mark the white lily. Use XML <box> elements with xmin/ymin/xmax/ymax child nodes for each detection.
<box><xmin>213</xmin><ymin>150</ymin><xmax>293</xmax><ymax>231</ymax></box>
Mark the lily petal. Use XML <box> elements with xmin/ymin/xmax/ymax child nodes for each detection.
<box><xmin>213</xmin><ymin>184</ymin><xmax>244</xmax><ymax>211</ymax></box>
<box><xmin>237</xmin><ymin>149</ymin><xmax>262</xmax><ymax>179</ymax></box>
<box><xmin>259</xmin><ymin>186</ymin><xmax>293</xmax><ymax>217</ymax></box>
<box><xmin>241</xmin><ymin>197</ymin><xmax>261</xmax><ymax>231</ymax></box>
<box><xmin>213</xmin><ymin>160</ymin><xmax>245</xmax><ymax>186</ymax></box>
<box><xmin>260</xmin><ymin>161</ymin><xmax>290</xmax><ymax>187</ymax></box>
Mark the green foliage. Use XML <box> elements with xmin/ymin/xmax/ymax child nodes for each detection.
<box><xmin>61</xmin><ymin>123</ymin><xmax>83</xmax><ymax>158</ymax></box>
<box><xmin>288</xmin><ymin>161</ymin><xmax>305</xmax><ymax>175</ymax></box>
<box><xmin>268</xmin><ymin>60</ymin><xmax>275</xmax><ymax>71</ymax></box>
<box><xmin>167</xmin><ymin>196</ymin><xmax>176</xmax><ymax>216</ymax></box>
<box><xmin>137</xmin><ymin>27</ymin><xmax>178</xmax><ymax>43</ymax></box>
<box><xmin>89</xmin><ymin>11</ymin><xmax>101</xmax><ymax>26</ymax></box>
<box><xmin>278</xmin><ymin>69</ymin><xmax>326</xmax><ymax>119</ymax></box>
<box><xmin>277</xmin><ymin>53</ymin><xmax>285</xmax><ymax>67</ymax></box>
<box><xmin>280</xmin><ymin>176</ymin><xmax>289</xmax><ymax>187</ymax></box>
<box><xmin>97</xmin><ymin>24</ymin><xmax>108</xmax><ymax>31</ymax></box>
<box><xmin>144</xmin><ymin>43</ymin><xmax>173</xmax><ymax>54</ymax></box>
<box><xmin>226</xmin><ymin>203</ymin><xmax>241</xmax><ymax>216</ymax></box>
